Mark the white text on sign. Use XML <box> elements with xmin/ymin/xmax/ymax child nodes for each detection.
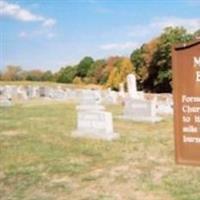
<box><xmin>194</xmin><ymin>57</ymin><xmax>200</xmax><ymax>82</ymax></box>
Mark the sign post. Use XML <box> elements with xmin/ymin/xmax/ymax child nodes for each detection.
<box><xmin>172</xmin><ymin>40</ymin><xmax>200</xmax><ymax>165</ymax></box>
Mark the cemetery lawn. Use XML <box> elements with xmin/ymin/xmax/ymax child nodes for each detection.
<box><xmin>1</xmin><ymin>100</ymin><xmax>200</xmax><ymax>200</ymax></box>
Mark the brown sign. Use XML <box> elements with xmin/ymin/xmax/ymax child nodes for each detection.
<box><xmin>172</xmin><ymin>40</ymin><xmax>200</xmax><ymax>165</ymax></box>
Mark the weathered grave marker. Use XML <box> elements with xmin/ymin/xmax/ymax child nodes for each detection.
<box><xmin>72</xmin><ymin>89</ymin><xmax>118</xmax><ymax>140</ymax></box>
<box><xmin>123</xmin><ymin>98</ymin><xmax>161</xmax><ymax>122</ymax></box>
<box><xmin>122</xmin><ymin>73</ymin><xmax>161</xmax><ymax>122</ymax></box>
<box><xmin>172</xmin><ymin>40</ymin><xmax>200</xmax><ymax>165</ymax></box>
<box><xmin>127</xmin><ymin>74</ymin><xmax>139</xmax><ymax>99</ymax></box>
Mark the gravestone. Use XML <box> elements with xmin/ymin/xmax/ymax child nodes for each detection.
<box><xmin>52</xmin><ymin>86</ymin><xmax>68</xmax><ymax>100</ymax></box>
<box><xmin>122</xmin><ymin>74</ymin><xmax>161</xmax><ymax>122</ymax></box>
<box><xmin>72</xmin><ymin>89</ymin><xmax>118</xmax><ymax>140</ymax></box>
<box><xmin>0</xmin><ymin>97</ymin><xmax>12</xmax><ymax>107</ymax></box>
<box><xmin>156</xmin><ymin>95</ymin><xmax>173</xmax><ymax>115</ymax></box>
<box><xmin>26</xmin><ymin>86</ymin><xmax>32</xmax><ymax>98</ymax></box>
<box><xmin>123</xmin><ymin>98</ymin><xmax>161</xmax><ymax>122</ymax></box>
<box><xmin>172</xmin><ymin>40</ymin><xmax>200</xmax><ymax>165</ymax></box>
<box><xmin>127</xmin><ymin>74</ymin><xmax>139</xmax><ymax>99</ymax></box>
<box><xmin>32</xmin><ymin>86</ymin><xmax>39</xmax><ymax>98</ymax></box>
<box><xmin>17</xmin><ymin>86</ymin><xmax>28</xmax><ymax>100</ymax></box>
<box><xmin>3</xmin><ymin>86</ymin><xmax>13</xmax><ymax>99</ymax></box>
<box><xmin>102</xmin><ymin>88</ymin><xmax>119</xmax><ymax>104</ymax></box>
<box><xmin>39</xmin><ymin>87</ymin><xmax>46</xmax><ymax>97</ymax></box>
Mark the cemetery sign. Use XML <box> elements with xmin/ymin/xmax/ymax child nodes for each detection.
<box><xmin>172</xmin><ymin>40</ymin><xmax>200</xmax><ymax>165</ymax></box>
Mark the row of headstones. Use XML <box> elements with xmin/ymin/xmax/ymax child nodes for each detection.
<box><xmin>72</xmin><ymin>74</ymin><xmax>173</xmax><ymax>140</ymax></box>
<box><xmin>0</xmin><ymin>76</ymin><xmax>173</xmax><ymax>121</ymax></box>
<box><xmin>0</xmin><ymin>85</ymin><xmax>77</xmax><ymax>101</ymax></box>
<box><xmin>0</xmin><ymin>85</ymin><xmax>127</xmax><ymax>106</ymax></box>
<box><xmin>0</xmin><ymin>83</ymin><xmax>173</xmax><ymax>112</ymax></box>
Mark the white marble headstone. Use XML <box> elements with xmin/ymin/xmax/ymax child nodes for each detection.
<box><xmin>127</xmin><ymin>74</ymin><xmax>138</xmax><ymax>99</ymax></box>
<box><xmin>123</xmin><ymin>98</ymin><xmax>161</xmax><ymax>122</ymax></box>
<box><xmin>72</xmin><ymin>89</ymin><xmax>118</xmax><ymax>140</ymax></box>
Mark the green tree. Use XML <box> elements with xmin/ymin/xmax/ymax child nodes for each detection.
<box><xmin>76</xmin><ymin>57</ymin><xmax>94</xmax><ymax>78</ymax></box>
<box><xmin>26</xmin><ymin>70</ymin><xmax>44</xmax><ymax>81</ymax></box>
<box><xmin>87</xmin><ymin>59</ymin><xmax>106</xmax><ymax>84</ymax></box>
<box><xmin>144</xmin><ymin>27</ymin><xmax>193</xmax><ymax>92</ymax></box>
<box><xmin>130</xmin><ymin>27</ymin><xmax>193</xmax><ymax>93</ymax></box>
<box><xmin>41</xmin><ymin>70</ymin><xmax>54</xmax><ymax>81</ymax></box>
<box><xmin>130</xmin><ymin>39</ymin><xmax>158</xmax><ymax>90</ymax></box>
<box><xmin>57</xmin><ymin>66</ymin><xmax>77</xmax><ymax>83</ymax></box>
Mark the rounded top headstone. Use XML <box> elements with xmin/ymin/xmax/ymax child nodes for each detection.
<box><xmin>127</xmin><ymin>73</ymin><xmax>138</xmax><ymax>99</ymax></box>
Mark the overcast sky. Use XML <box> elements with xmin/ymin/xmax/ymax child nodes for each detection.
<box><xmin>0</xmin><ymin>0</ymin><xmax>200</xmax><ymax>71</ymax></box>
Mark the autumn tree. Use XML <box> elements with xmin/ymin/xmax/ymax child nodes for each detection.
<box><xmin>1</xmin><ymin>65</ymin><xmax>24</xmax><ymax>81</ymax></box>
<box><xmin>131</xmin><ymin>39</ymin><xmax>158</xmax><ymax>90</ymax></box>
<box><xmin>106</xmin><ymin>57</ymin><xmax>133</xmax><ymax>90</ymax></box>
<box><xmin>26</xmin><ymin>70</ymin><xmax>44</xmax><ymax>81</ymax></box>
<box><xmin>144</xmin><ymin>27</ymin><xmax>193</xmax><ymax>92</ymax></box>
<box><xmin>131</xmin><ymin>26</ymin><xmax>193</xmax><ymax>92</ymax></box>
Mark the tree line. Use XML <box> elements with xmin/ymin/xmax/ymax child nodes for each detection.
<box><xmin>1</xmin><ymin>27</ymin><xmax>199</xmax><ymax>92</ymax></box>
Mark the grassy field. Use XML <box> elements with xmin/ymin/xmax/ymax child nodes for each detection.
<box><xmin>1</xmin><ymin>100</ymin><xmax>200</xmax><ymax>200</ymax></box>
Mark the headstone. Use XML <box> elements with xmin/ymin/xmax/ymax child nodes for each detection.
<box><xmin>3</xmin><ymin>86</ymin><xmax>13</xmax><ymax>99</ymax></box>
<box><xmin>102</xmin><ymin>88</ymin><xmax>119</xmax><ymax>104</ymax></box>
<box><xmin>172</xmin><ymin>40</ymin><xmax>200</xmax><ymax>165</ymax></box>
<box><xmin>127</xmin><ymin>74</ymin><xmax>139</xmax><ymax>99</ymax></box>
<box><xmin>122</xmin><ymin>74</ymin><xmax>162</xmax><ymax>122</ymax></box>
<box><xmin>123</xmin><ymin>98</ymin><xmax>161</xmax><ymax>122</ymax></box>
<box><xmin>25</xmin><ymin>86</ymin><xmax>33</xmax><ymax>98</ymax></box>
<box><xmin>52</xmin><ymin>86</ymin><xmax>67</xmax><ymax>100</ymax></box>
<box><xmin>156</xmin><ymin>94</ymin><xmax>173</xmax><ymax>116</ymax></box>
<box><xmin>72</xmin><ymin>89</ymin><xmax>118</xmax><ymax>140</ymax></box>
<box><xmin>156</xmin><ymin>102</ymin><xmax>173</xmax><ymax>115</ymax></box>
<box><xmin>39</xmin><ymin>87</ymin><xmax>46</xmax><ymax>97</ymax></box>
<box><xmin>17</xmin><ymin>86</ymin><xmax>28</xmax><ymax>100</ymax></box>
<box><xmin>32</xmin><ymin>86</ymin><xmax>39</xmax><ymax>98</ymax></box>
<box><xmin>0</xmin><ymin>97</ymin><xmax>12</xmax><ymax>107</ymax></box>
<box><xmin>79</xmin><ymin>89</ymin><xmax>102</xmax><ymax>105</ymax></box>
